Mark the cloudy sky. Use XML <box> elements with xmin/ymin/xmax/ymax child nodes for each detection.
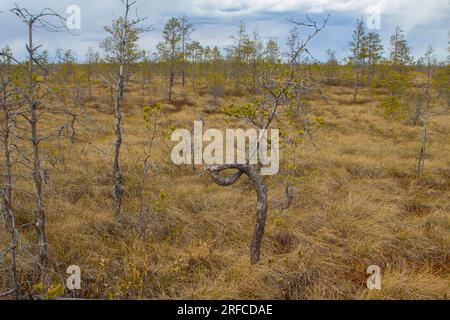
<box><xmin>0</xmin><ymin>0</ymin><xmax>448</xmax><ymax>62</ymax></box>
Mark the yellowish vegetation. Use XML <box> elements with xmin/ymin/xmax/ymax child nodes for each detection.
<box><xmin>1</xmin><ymin>76</ymin><xmax>449</xmax><ymax>300</ymax></box>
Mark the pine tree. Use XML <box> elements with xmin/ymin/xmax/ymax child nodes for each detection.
<box><xmin>230</xmin><ymin>21</ymin><xmax>250</xmax><ymax>92</ymax></box>
<box><xmin>180</xmin><ymin>15</ymin><xmax>194</xmax><ymax>88</ymax></box>
<box><xmin>348</xmin><ymin>17</ymin><xmax>367</xmax><ymax>103</ymax></box>
<box><xmin>186</xmin><ymin>40</ymin><xmax>202</xmax><ymax>91</ymax></box>
<box><xmin>389</xmin><ymin>26</ymin><xmax>413</xmax><ymax>70</ymax></box>
<box><xmin>264</xmin><ymin>38</ymin><xmax>280</xmax><ymax>64</ymax></box>
<box><xmin>100</xmin><ymin>0</ymin><xmax>147</xmax><ymax>223</ymax></box>
<box><xmin>158</xmin><ymin>17</ymin><xmax>182</xmax><ymax>101</ymax></box>
<box><xmin>325</xmin><ymin>49</ymin><xmax>339</xmax><ymax>84</ymax></box>
<box><xmin>364</xmin><ymin>31</ymin><xmax>383</xmax><ymax>84</ymax></box>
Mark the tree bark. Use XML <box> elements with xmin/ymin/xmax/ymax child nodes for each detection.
<box><xmin>353</xmin><ymin>68</ymin><xmax>359</xmax><ymax>103</ymax></box>
<box><xmin>113</xmin><ymin>64</ymin><xmax>124</xmax><ymax>223</ymax></box>
<box><xmin>181</xmin><ymin>33</ymin><xmax>186</xmax><ymax>88</ymax></box>
<box><xmin>27</xmin><ymin>23</ymin><xmax>47</xmax><ymax>268</ymax></box>
<box><xmin>417</xmin><ymin>117</ymin><xmax>428</xmax><ymax>176</ymax></box>
<box><xmin>113</xmin><ymin>1</ymin><xmax>133</xmax><ymax>224</ymax></box>
<box><xmin>1</xmin><ymin>98</ymin><xmax>19</xmax><ymax>298</ymax></box>
<box><xmin>168</xmin><ymin>52</ymin><xmax>175</xmax><ymax>102</ymax></box>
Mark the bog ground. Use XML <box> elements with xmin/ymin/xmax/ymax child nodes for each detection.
<box><xmin>1</xmin><ymin>78</ymin><xmax>448</xmax><ymax>299</ymax></box>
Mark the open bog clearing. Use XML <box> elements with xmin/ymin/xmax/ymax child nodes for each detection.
<box><xmin>0</xmin><ymin>1</ymin><xmax>449</xmax><ymax>300</ymax></box>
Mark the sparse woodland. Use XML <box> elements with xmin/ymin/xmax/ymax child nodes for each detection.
<box><xmin>0</xmin><ymin>2</ymin><xmax>449</xmax><ymax>300</ymax></box>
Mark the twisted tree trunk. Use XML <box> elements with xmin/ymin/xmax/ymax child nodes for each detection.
<box><xmin>206</xmin><ymin>164</ymin><xmax>267</xmax><ymax>264</ymax></box>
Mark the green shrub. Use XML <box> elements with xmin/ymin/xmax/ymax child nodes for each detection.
<box><xmin>379</xmin><ymin>96</ymin><xmax>407</xmax><ymax>119</ymax></box>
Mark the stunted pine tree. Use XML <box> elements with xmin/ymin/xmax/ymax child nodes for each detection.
<box><xmin>158</xmin><ymin>17</ymin><xmax>182</xmax><ymax>102</ymax></box>
<box><xmin>389</xmin><ymin>26</ymin><xmax>413</xmax><ymax>71</ymax></box>
<box><xmin>100</xmin><ymin>0</ymin><xmax>148</xmax><ymax>223</ymax></box>
<box><xmin>229</xmin><ymin>21</ymin><xmax>250</xmax><ymax>92</ymax></box>
<box><xmin>324</xmin><ymin>49</ymin><xmax>339</xmax><ymax>84</ymax></box>
<box><xmin>262</xmin><ymin>39</ymin><xmax>281</xmax><ymax>84</ymax></box>
<box><xmin>249</xmin><ymin>30</ymin><xmax>264</xmax><ymax>88</ymax></box>
<box><xmin>364</xmin><ymin>32</ymin><xmax>383</xmax><ymax>86</ymax></box>
<box><xmin>264</xmin><ymin>39</ymin><xmax>280</xmax><ymax>65</ymax></box>
<box><xmin>186</xmin><ymin>40</ymin><xmax>203</xmax><ymax>91</ymax></box>
<box><xmin>180</xmin><ymin>15</ymin><xmax>194</xmax><ymax>88</ymax></box>
<box><xmin>348</xmin><ymin>17</ymin><xmax>367</xmax><ymax>103</ymax></box>
<box><xmin>85</xmin><ymin>46</ymin><xmax>100</xmax><ymax>100</ymax></box>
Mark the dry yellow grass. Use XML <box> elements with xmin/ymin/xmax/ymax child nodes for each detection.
<box><xmin>1</xmin><ymin>77</ymin><xmax>449</xmax><ymax>300</ymax></box>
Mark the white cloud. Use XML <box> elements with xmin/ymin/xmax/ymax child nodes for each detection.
<box><xmin>0</xmin><ymin>0</ymin><xmax>448</xmax><ymax>61</ymax></box>
<box><xmin>193</xmin><ymin>0</ymin><xmax>448</xmax><ymax>29</ymax></box>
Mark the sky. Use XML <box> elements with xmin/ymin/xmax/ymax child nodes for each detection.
<box><xmin>0</xmin><ymin>0</ymin><xmax>448</xmax><ymax>62</ymax></box>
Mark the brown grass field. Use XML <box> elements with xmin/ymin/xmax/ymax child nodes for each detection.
<box><xmin>1</xmin><ymin>74</ymin><xmax>449</xmax><ymax>300</ymax></box>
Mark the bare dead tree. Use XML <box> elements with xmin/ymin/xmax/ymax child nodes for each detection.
<box><xmin>206</xmin><ymin>16</ymin><xmax>328</xmax><ymax>264</ymax></box>
<box><xmin>0</xmin><ymin>46</ymin><xmax>20</xmax><ymax>299</ymax></box>
<box><xmin>10</xmin><ymin>4</ymin><xmax>74</xmax><ymax>273</ymax></box>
